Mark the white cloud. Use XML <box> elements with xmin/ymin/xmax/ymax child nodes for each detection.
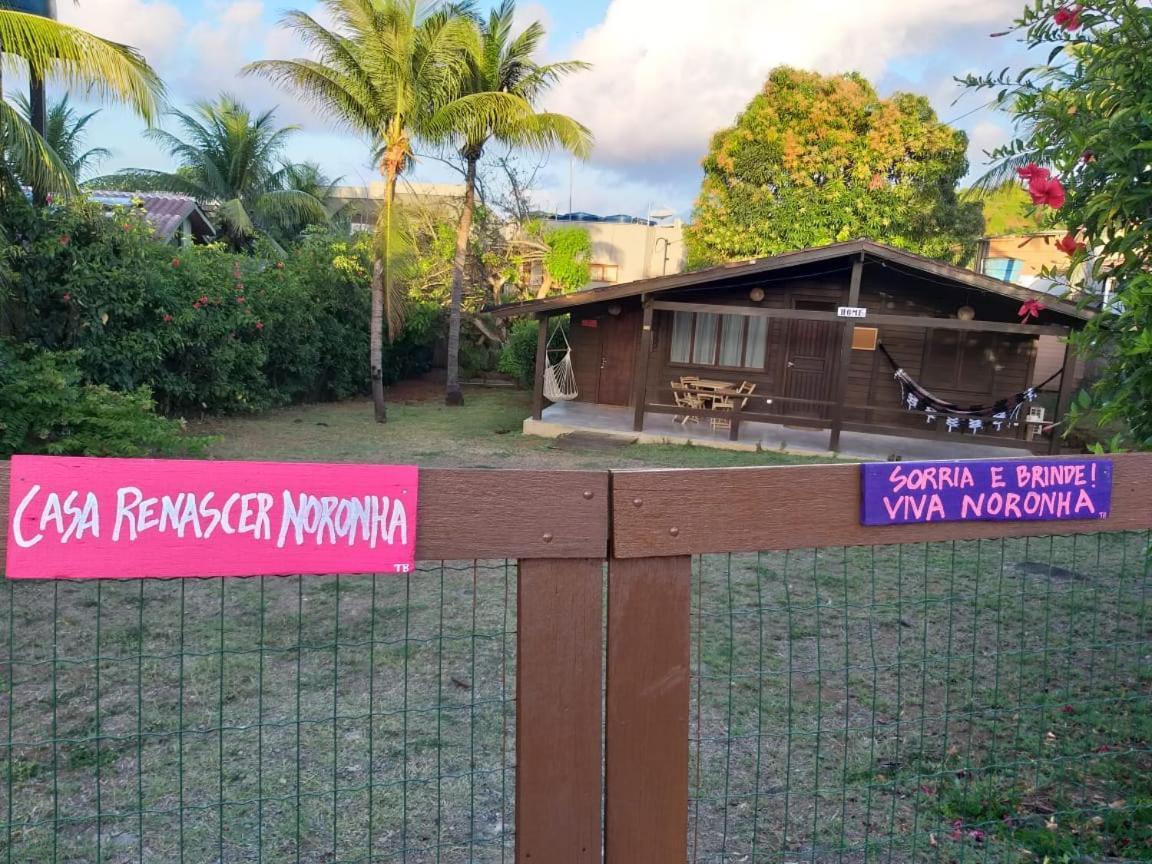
<box><xmin>57</xmin><ymin>0</ymin><xmax>185</xmax><ymax>71</ymax></box>
<box><xmin>548</xmin><ymin>0</ymin><xmax>1024</xmax><ymax>170</ymax></box>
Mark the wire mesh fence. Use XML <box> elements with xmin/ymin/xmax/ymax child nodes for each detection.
<box><xmin>0</xmin><ymin>561</ymin><xmax>517</xmax><ymax>864</ymax></box>
<box><xmin>689</xmin><ymin>531</ymin><xmax>1152</xmax><ymax>863</ymax></box>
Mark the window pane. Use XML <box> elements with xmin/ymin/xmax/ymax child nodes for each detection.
<box><xmin>692</xmin><ymin>313</ymin><xmax>719</xmax><ymax>365</ymax></box>
<box><xmin>745</xmin><ymin>315</ymin><xmax>767</xmax><ymax>368</ymax></box>
<box><xmin>719</xmin><ymin>315</ymin><xmax>744</xmax><ymax>366</ymax></box>
<box><xmin>671</xmin><ymin>312</ymin><xmax>693</xmax><ymax>363</ymax></box>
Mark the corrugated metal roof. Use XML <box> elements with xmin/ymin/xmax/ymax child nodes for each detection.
<box><xmin>85</xmin><ymin>191</ymin><xmax>215</xmax><ymax>242</ymax></box>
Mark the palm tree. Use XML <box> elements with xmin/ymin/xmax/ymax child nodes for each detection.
<box><xmin>14</xmin><ymin>92</ymin><xmax>110</xmax><ymax>178</ymax></box>
<box><xmin>247</xmin><ymin>0</ymin><xmax>534</xmax><ymax>423</ymax></box>
<box><xmin>442</xmin><ymin>0</ymin><xmax>590</xmax><ymax>405</ymax></box>
<box><xmin>93</xmin><ymin>94</ymin><xmax>330</xmax><ymax>251</ymax></box>
<box><xmin>0</xmin><ymin>6</ymin><xmax>163</xmax><ymax>197</ymax></box>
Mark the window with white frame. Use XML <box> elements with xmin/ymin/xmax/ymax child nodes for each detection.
<box><xmin>670</xmin><ymin>310</ymin><xmax>767</xmax><ymax>369</ymax></box>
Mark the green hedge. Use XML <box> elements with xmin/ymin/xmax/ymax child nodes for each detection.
<box><xmin>5</xmin><ymin>200</ymin><xmax>438</xmax><ymax>416</ymax></box>
<box><xmin>0</xmin><ymin>343</ymin><xmax>210</xmax><ymax>458</ymax></box>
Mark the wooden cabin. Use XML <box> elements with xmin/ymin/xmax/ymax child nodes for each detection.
<box><xmin>490</xmin><ymin>240</ymin><xmax>1092</xmax><ymax>455</ymax></box>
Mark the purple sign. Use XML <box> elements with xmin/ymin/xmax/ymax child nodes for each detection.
<box><xmin>860</xmin><ymin>458</ymin><xmax>1113</xmax><ymax>526</ymax></box>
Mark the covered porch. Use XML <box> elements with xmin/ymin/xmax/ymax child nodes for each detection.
<box><xmin>496</xmin><ymin>240</ymin><xmax>1092</xmax><ymax>459</ymax></box>
<box><xmin>528</xmin><ymin>400</ymin><xmax>1031</xmax><ymax>461</ymax></box>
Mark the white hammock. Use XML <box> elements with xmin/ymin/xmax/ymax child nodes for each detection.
<box><xmin>543</xmin><ymin>327</ymin><xmax>579</xmax><ymax>402</ymax></box>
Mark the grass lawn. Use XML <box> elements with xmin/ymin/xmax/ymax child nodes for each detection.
<box><xmin>2</xmin><ymin>383</ymin><xmax>1148</xmax><ymax>862</ymax></box>
<box><xmin>193</xmin><ymin>383</ymin><xmax>828</xmax><ymax>469</ymax></box>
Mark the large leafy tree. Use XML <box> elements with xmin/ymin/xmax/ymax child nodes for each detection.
<box><xmin>440</xmin><ymin>0</ymin><xmax>590</xmax><ymax>405</ymax></box>
<box><xmin>94</xmin><ymin>94</ymin><xmax>330</xmax><ymax>251</ymax></box>
<box><xmin>14</xmin><ymin>92</ymin><xmax>109</xmax><ymax>178</ymax></box>
<box><xmin>963</xmin><ymin>1</ymin><xmax>1152</xmax><ymax>448</ymax></box>
<box><xmin>249</xmin><ymin>0</ymin><xmax>512</xmax><ymax>422</ymax></box>
<box><xmin>685</xmin><ymin>67</ymin><xmax>984</xmax><ymax>268</ymax></box>
<box><xmin>0</xmin><ymin>6</ymin><xmax>163</xmax><ymax>197</ymax></box>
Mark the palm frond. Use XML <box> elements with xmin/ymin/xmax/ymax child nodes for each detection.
<box><xmin>0</xmin><ymin>98</ymin><xmax>77</xmax><ymax>197</ymax></box>
<box><xmin>0</xmin><ymin>9</ymin><xmax>165</xmax><ymax>124</ymax></box>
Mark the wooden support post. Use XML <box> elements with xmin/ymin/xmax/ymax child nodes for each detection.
<box><xmin>517</xmin><ymin>558</ymin><xmax>605</xmax><ymax>864</ymax></box>
<box><xmin>1049</xmin><ymin>337</ymin><xmax>1078</xmax><ymax>455</ymax></box>
<box><xmin>605</xmin><ymin>555</ymin><xmax>692</xmax><ymax>864</ymax></box>
<box><xmin>632</xmin><ymin>299</ymin><xmax>654</xmax><ymax>432</ymax></box>
<box><xmin>828</xmin><ymin>254</ymin><xmax>864</xmax><ymax>452</ymax></box>
<box><xmin>532</xmin><ymin>312</ymin><xmax>549</xmax><ymax>421</ymax></box>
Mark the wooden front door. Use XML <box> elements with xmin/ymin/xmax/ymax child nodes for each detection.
<box><xmin>596</xmin><ymin>309</ymin><xmax>639</xmax><ymax>406</ymax></box>
<box><xmin>783</xmin><ymin>301</ymin><xmax>839</xmax><ymax>419</ymax></box>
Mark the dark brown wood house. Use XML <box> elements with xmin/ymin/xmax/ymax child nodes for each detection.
<box><xmin>490</xmin><ymin>240</ymin><xmax>1092</xmax><ymax>455</ymax></box>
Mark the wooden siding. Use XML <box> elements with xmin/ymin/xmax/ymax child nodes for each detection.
<box><xmin>634</xmin><ymin>264</ymin><xmax>1043</xmax><ymax>441</ymax></box>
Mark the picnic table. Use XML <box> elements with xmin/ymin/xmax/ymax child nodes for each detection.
<box><xmin>671</xmin><ymin>379</ymin><xmax>757</xmax><ymax>429</ymax></box>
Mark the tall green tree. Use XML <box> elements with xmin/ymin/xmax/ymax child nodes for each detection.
<box><xmin>685</xmin><ymin>67</ymin><xmax>984</xmax><ymax>268</ymax></box>
<box><xmin>247</xmin><ymin>0</ymin><xmax>533</xmax><ymax>422</ymax></box>
<box><xmin>963</xmin><ymin>0</ymin><xmax>1152</xmax><ymax>448</ymax></box>
<box><xmin>0</xmin><ymin>6</ymin><xmax>163</xmax><ymax>197</ymax></box>
<box><xmin>94</xmin><ymin>94</ymin><xmax>330</xmax><ymax>251</ymax></box>
<box><xmin>14</xmin><ymin>92</ymin><xmax>109</xmax><ymax>178</ymax></box>
<box><xmin>441</xmin><ymin>0</ymin><xmax>590</xmax><ymax>405</ymax></box>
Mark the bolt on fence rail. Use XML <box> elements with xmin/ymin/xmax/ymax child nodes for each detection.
<box><xmin>2</xmin><ymin>457</ymin><xmax>1152</xmax><ymax>863</ymax></box>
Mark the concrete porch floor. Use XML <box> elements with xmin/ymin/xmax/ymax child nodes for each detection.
<box><xmin>527</xmin><ymin>402</ymin><xmax>1031</xmax><ymax>461</ymax></box>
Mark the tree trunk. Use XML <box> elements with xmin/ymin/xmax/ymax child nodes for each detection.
<box><xmin>29</xmin><ymin>73</ymin><xmax>47</xmax><ymax>206</ymax></box>
<box><xmin>370</xmin><ymin>255</ymin><xmax>387</xmax><ymax>423</ymax></box>
<box><xmin>535</xmin><ymin>272</ymin><xmax>554</xmax><ymax>300</ymax></box>
<box><xmin>445</xmin><ymin>154</ymin><xmax>478</xmax><ymax>406</ymax></box>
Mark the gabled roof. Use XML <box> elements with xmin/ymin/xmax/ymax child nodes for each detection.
<box><xmin>488</xmin><ymin>239</ymin><xmax>1092</xmax><ymax>322</ymax></box>
<box><xmin>87</xmin><ymin>191</ymin><xmax>215</xmax><ymax>243</ymax></box>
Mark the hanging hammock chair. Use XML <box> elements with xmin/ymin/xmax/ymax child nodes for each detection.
<box><xmin>543</xmin><ymin>326</ymin><xmax>579</xmax><ymax>402</ymax></box>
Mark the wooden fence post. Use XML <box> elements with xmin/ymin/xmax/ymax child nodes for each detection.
<box><xmin>605</xmin><ymin>555</ymin><xmax>692</xmax><ymax>864</ymax></box>
<box><xmin>517</xmin><ymin>558</ymin><xmax>605</xmax><ymax>864</ymax></box>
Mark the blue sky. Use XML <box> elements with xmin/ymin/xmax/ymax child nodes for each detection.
<box><xmin>48</xmin><ymin>0</ymin><xmax>1034</xmax><ymax>219</ymax></box>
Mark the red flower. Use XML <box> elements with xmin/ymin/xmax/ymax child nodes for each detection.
<box><xmin>58</xmin><ymin>235</ymin><xmax>70</xmax><ymax>246</ymax></box>
<box><xmin>192</xmin><ymin>301</ymin><xmax>202</xmax><ymax>309</ymax></box>
<box><xmin>949</xmin><ymin>820</ymin><xmax>965</xmax><ymax>842</ymax></box>
<box><xmin>62</xmin><ymin>292</ymin><xmax>72</xmax><ymax>303</ymax></box>
<box><xmin>255</xmin><ymin>321</ymin><xmax>265</xmax><ymax>331</ymax></box>
<box><xmin>1019</xmin><ymin>299</ymin><xmax>1046</xmax><ymax>321</ymax></box>
<box><xmin>163</xmin><ymin>313</ymin><xmax>173</xmax><ymax>323</ymax></box>
<box><xmin>1061</xmin><ymin>703</ymin><xmax>1076</xmax><ymax>714</ymax></box>
<box><xmin>171</xmin><ymin>257</ymin><xmax>181</xmax><ymax>267</ymax></box>
<box><xmin>1017</xmin><ymin>163</ymin><xmax>1050</xmax><ymax>183</ymax></box>
<box><xmin>968</xmin><ymin>829</ymin><xmax>986</xmax><ymax>843</ymax></box>
<box><xmin>123</xmin><ymin>222</ymin><xmax>132</xmax><ymax>231</ymax></box>
<box><xmin>1054</xmin><ymin>5</ymin><xmax>1082</xmax><ymax>30</ymax></box>
<box><xmin>236</xmin><ymin>296</ymin><xmax>246</xmax><ymax>304</ymax></box>
<box><xmin>1056</xmin><ymin>233</ymin><xmax>1086</xmax><ymax>255</ymax></box>
<box><xmin>1029</xmin><ymin>174</ymin><xmax>1066</xmax><ymax>208</ymax></box>
<box><xmin>1081</xmin><ymin>150</ymin><xmax>1096</xmax><ymax>163</ymax></box>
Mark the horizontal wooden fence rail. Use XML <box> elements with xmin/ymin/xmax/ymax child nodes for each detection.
<box><xmin>0</xmin><ymin>462</ymin><xmax>610</xmax><ymax>570</ymax></box>
<box><xmin>611</xmin><ymin>452</ymin><xmax>1152</xmax><ymax>558</ymax></box>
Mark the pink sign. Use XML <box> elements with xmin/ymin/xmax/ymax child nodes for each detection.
<box><xmin>5</xmin><ymin>456</ymin><xmax>418</xmax><ymax>579</ymax></box>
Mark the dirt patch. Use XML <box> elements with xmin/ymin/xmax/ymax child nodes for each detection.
<box><xmin>550</xmin><ymin>431</ymin><xmax>639</xmax><ymax>451</ymax></box>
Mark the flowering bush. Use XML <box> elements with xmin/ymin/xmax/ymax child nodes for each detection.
<box><xmin>4</xmin><ymin>200</ymin><xmax>439</xmax><ymax>416</ymax></box>
<box><xmin>963</xmin><ymin>0</ymin><xmax>1152</xmax><ymax>448</ymax></box>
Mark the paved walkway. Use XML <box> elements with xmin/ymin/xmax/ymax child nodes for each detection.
<box><xmin>526</xmin><ymin>402</ymin><xmax>1032</xmax><ymax>461</ymax></box>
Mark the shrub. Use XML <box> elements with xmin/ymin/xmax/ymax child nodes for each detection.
<box><xmin>498</xmin><ymin>318</ymin><xmax>540</xmax><ymax>387</ymax></box>
<box><xmin>0</xmin><ymin>342</ymin><xmax>210</xmax><ymax>458</ymax></box>
<box><xmin>4</xmin><ymin>202</ymin><xmax>441</xmax><ymax>415</ymax></box>
<box><xmin>498</xmin><ymin>318</ymin><xmax>568</xmax><ymax>388</ymax></box>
